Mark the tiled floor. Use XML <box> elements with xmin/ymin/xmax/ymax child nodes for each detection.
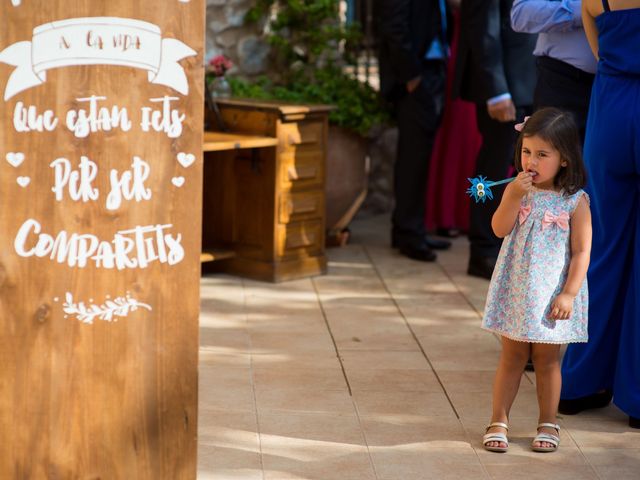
<box><xmin>197</xmin><ymin>214</ymin><xmax>640</xmax><ymax>480</ymax></box>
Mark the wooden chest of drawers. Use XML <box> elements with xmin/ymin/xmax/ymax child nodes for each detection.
<box><xmin>202</xmin><ymin>99</ymin><xmax>332</xmax><ymax>282</ymax></box>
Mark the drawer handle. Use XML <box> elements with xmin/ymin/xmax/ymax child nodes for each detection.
<box><xmin>286</xmin><ymin>231</ymin><xmax>316</xmax><ymax>249</ymax></box>
<box><xmin>288</xmin><ymin>165</ymin><xmax>317</xmax><ymax>181</ymax></box>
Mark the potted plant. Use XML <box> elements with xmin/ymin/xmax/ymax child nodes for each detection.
<box><xmin>206</xmin><ymin>54</ymin><xmax>234</xmax><ymax>99</ymax></box>
<box><xmin>231</xmin><ymin>0</ymin><xmax>390</xmax><ymax>243</ymax></box>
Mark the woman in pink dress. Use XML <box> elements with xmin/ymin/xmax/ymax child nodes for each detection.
<box><xmin>425</xmin><ymin>7</ymin><xmax>482</xmax><ymax>236</ymax></box>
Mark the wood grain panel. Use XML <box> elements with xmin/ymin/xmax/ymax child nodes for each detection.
<box><xmin>0</xmin><ymin>2</ymin><xmax>203</xmax><ymax>478</ymax></box>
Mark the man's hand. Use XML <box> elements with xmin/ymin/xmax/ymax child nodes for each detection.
<box><xmin>550</xmin><ymin>293</ymin><xmax>574</xmax><ymax>320</ymax></box>
<box><xmin>487</xmin><ymin>98</ymin><xmax>516</xmax><ymax>122</ymax></box>
<box><xmin>406</xmin><ymin>75</ymin><xmax>422</xmax><ymax>93</ymax></box>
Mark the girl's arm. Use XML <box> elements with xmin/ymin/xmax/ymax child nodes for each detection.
<box><xmin>550</xmin><ymin>196</ymin><xmax>592</xmax><ymax>319</ymax></box>
<box><xmin>582</xmin><ymin>0</ymin><xmax>600</xmax><ymax>59</ymax></box>
<box><xmin>491</xmin><ymin>171</ymin><xmax>533</xmax><ymax>238</ymax></box>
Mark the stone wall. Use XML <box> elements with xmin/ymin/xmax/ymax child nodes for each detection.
<box><xmin>206</xmin><ymin>0</ymin><xmax>270</xmax><ymax>76</ymax></box>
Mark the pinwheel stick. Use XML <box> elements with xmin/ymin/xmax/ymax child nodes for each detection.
<box><xmin>466</xmin><ymin>175</ymin><xmax>517</xmax><ymax>203</ymax></box>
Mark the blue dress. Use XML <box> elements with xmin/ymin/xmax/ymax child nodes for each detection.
<box><xmin>561</xmin><ymin>0</ymin><xmax>640</xmax><ymax>419</ymax></box>
<box><xmin>482</xmin><ymin>188</ymin><xmax>588</xmax><ymax>343</ymax></box>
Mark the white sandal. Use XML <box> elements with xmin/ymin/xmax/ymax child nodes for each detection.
<box><xmin>531</xmin><ymin>422</ymin><xmax>560</xmax><ymax>452</ymax></box>
<box><xmin>483</xmin><ymin>422</ymin><xmax>509</xmax><ymax>453</ymax></box>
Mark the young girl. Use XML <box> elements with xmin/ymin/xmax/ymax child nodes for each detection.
<box><xmin>481</xmin><ymin>108</ymin><xmax>592</xmax><ymax>453</ymax></box>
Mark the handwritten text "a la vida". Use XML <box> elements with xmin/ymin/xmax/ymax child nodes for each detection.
<box><xmin>58</xmin><ymin>30</ymin><xmax>142</xmax><ymax>52</ymax></box>
<box><xmin>13</xmin><ymin>96</ymin><xmax>185</xmax><ymax>139</ymax></box>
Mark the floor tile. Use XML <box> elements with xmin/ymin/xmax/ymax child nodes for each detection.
<box><xmin>360</xmin><ymin>415</ymin><xmax>469</xmax><ymax>447</ymax></box>
<box><xmin>328</xmin><ymin>316</ymin><xmax>419</xmax><ymax>351</ymax></box>
<box><xmin>353</xmin><ymin>391</ymin><xmax>456</xmax><ymax>419</ymax></box>
<box><xmin>436</xmin><ymin>370</ymin><xmax>506</xmax><ymax>393</ymax></box>
<box><xmin>198</xmin><ymin>444</ymin><xmax>263</xmax><ymax>480</ymax></box>
<box><xmin>199</xmin><ymin>366</ymin><xmax>255</xmax><ymax>413</ymax></box>
<box><xmin>249</xmin><ymin>330</ymin><xmax>336</xmax><ymax>353</ymax></box>
<box><xmin>484</xmin><ymin>463</ymin><xmax>598</xmax><ymax>479</ymax></box>
<box><xmin>253</xmin><ymin>367</ymin><xmax>348</xmax><ymax>392</ymax></box>
<box><xmin>448</xmin><ymin>387</ymin><xmax>540</xmax><ymax>419</ymax></box>
<box><xmin>581</xmin><ymin>448</ymin><xmax>640</xmax><ymax>480</ymax></box>
<box><xmin>259</xmin><ymin>412</ymin><xmax>375</xmax><ymax>480</ymax></box>
<box><xmin>198</xmin><ymin>410</ymin><xmax>259</xmax><ymax>448</ymax></box>
<box><xmin>255</xmin><ymin>387</ymin><xmax>356</xmax><ymax>416</ymax></box>
<box><xmin>561</xmin><ymin>415</ymin><xmax>640</xmax><ymax>448</ymax></box>
<box><xmin>251</xmin><ymin>352</ymin><xmax>342</xmax><ymax>370</ymax></box>
<box><xmin>340</xmin><ymin>350</ymin><xmax>431</xmax><ymax>371</ymax></box>
<box><xmin>347</xmin><ymin>368</ymin><xmax>443</xmax><ymax>393</ymax></box>
<box><xmin>370</xmin><ymin>448</ymin><xmax>489</xmax><ymax>480</ymax></box>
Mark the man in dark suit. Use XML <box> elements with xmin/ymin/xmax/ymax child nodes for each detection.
<box><xmin>377</xmin><ymin>0</ymin><xmax>451</xmax><ymax>262</ymax></box>
<box><xmin>453</xmin><ymin>0</ymin><xmax>536</xmax><ymax>278</ymax></box>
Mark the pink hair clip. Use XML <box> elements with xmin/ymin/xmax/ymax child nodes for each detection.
<box><xmin>514</xmin><ymin>116</ymin><xmax>531</xmax><ymax>132</ymax></box>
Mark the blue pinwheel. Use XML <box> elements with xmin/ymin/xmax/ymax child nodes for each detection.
<box><xmin>466</xmin><ymin>175</ymin><xmax>516</xmax><ymax>203</ymax></box>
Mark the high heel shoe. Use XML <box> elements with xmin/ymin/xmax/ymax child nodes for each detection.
<box><xmin>558</xmin><ymin>390</ymin><xmax>612</xmax><ymax>415</ymax></box>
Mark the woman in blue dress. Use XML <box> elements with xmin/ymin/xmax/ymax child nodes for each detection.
<box><xmin>559</xmin><ymin>0</ymin><xmax>640</xmax><ymax>428</ymax></box>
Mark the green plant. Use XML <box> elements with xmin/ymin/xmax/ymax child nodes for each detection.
<box><xmin>232</xmin><ymin>0</ymin><xmax>389</xmax><ymax>136</ymax></box>
<box><xmin>246</xmin><ymin>0</ymin><xmax>360</xmax><ymax>76</ymax></box>
<box><xmin>229</xmin><ymin>69</ymin><xmax>387</xmax><ymax>136</ymax></box>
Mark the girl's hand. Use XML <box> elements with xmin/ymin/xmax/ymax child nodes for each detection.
<box><xmin>505</xmin><ymin>172</ymin><xmax>533</xmax><ymax>200</ymax></box>
<box><xmin>549</xmin><ymin>293</ymin><xmax>574</xmax><ymax>320</ymax></box>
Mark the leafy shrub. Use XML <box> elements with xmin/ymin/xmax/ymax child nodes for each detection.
<box><xmin>227</xmin><ymin>0</ymin><xmax>389</xmax><ymax>137</ymax></box>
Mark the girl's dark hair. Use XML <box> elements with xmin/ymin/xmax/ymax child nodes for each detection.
<box><xmin>514</xmin><ymin>107</ymin><xmax>586</xmax><ymax>195</ymax></box>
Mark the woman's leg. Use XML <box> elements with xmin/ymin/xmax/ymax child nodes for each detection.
<box><xmin>486</xmin><ymin>337</ymin><xmax>530</xmax><ymax>447</ymax></box>
<box><xmin>531</xmin><ymin>343</ymin><xmax>562</xmax><ymax>448</ymax></box>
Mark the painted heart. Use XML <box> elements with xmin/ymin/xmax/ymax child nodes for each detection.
<box><xmin>16</xmin><ymin>176</ymin><xmax>30</xmax><ymax>187</ymax></box>
<box><xmin>171</xmin><ymin>176</ymin><xmax>185</xmax><ymax>188</ymax></box>
<box><xmin>6</xmin><ymin>152</ymin><xmax>25</xmax><ymax>168</ymax></box>
<box><xmin>177</xmin><ymin>152</ymin><xmax>195</xmax><ymax>168</ymax></box>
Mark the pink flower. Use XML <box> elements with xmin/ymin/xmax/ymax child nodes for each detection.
<box><xmin>209</xmin><ymin>55</ymin><xmax>233</xmax><ymax>77</ymax></box>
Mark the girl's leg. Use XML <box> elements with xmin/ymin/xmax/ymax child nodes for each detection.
<box><xmin>531</xmin><ymin>343</ymin><xmax>562</xmax><ymax>448</ymax></box>
<box><xmin>486</xmin><ymin>337</ymin><xmax>530</xmax><ymax>448</ymax></box>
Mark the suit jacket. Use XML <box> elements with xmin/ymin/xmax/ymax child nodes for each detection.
<box><xmin>376</xmin><ymin>0</ymin><xmax>444</xmax><ymax>100</ymax></box>
<box><xmin>453</xmin><ymin>0</ymin><xmax>536</xmax><ymax>107</ymax></box>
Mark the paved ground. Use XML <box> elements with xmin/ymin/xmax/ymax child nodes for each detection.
<box><xmin>197</xmin><ymin>214</ymin><xmax>640</xmax><ymax>480</ymax></box>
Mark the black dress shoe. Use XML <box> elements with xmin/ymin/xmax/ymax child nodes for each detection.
<box><xmin>629</xmin><ymin>416</ymin><xmax>640</xmax><ymax>429</ymax></box>
<box><xmin>399</xmin><ymin>244</ymin><xmax>437</xmax><ymax>262</ymax></box>
<box><xmin>467</xmin><ymin>255</ymin><xmax>497</xmax><ymax>280</ymax></box>
<box><xmin>436</xmin><ymin>227</ymin><xmax>461</xmax><ymax>238</ymax></box>
<box><xmin>392</xmin><ymin>234</ymin><xmax>451</xmax><ymax>250</ymax></box>
<box><xmin>425</xmin><ymin>236</ymin><xmax>451</xmax><ymax>250</ymax></box>
<box><xmin>558</xmin><ymin>390</ymin><xmax>613</xmax><ymax>415</ymax></box>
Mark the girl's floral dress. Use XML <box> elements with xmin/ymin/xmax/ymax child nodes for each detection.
<box><xmin>482</xmin><ymin>187</ymin><xmax>589</xmax><ymax>343</ymax></box>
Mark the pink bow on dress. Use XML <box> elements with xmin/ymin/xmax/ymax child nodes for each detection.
<box><xmin>542</xmin><ymin>210</ymin><xmax>570</xmax><ymax>230</ymax></box>
<box><xmin>519</xmin><ymin>204</ymin><xmax>532</xmax><ymax>224</ymax></box>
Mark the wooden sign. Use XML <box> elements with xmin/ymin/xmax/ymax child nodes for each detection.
<box><xmin>0</xmin><ymin>1</ymin><xmax>203</xmax><ymax>478</ymax></box>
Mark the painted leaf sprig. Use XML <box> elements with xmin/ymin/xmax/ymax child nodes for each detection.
<box><xmin>62</xmin><ymin>292</ymin><xmax>152</xmax><ymax>324</ymax></box>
